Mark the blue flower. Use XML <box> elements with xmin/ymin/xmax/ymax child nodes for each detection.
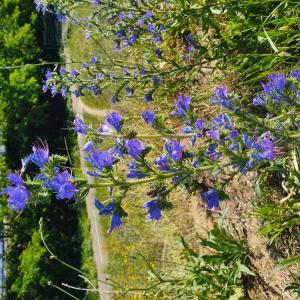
<box><xmin>87</xmin><ymin>151</ymin><xmax>116</xmax><ymax>170</ymax></box>
<box><xmin>261</xmin><ymin>73</ymin><xmax>287</xmax><ymax>103</ymax></box>
<box><xmin>70</xmin><ymin>68</ymin><xmax>79</xmax><ymax>77</ymax></box>
<box><xmin>126</xmin><ymin>87</ymin><xmax>134</xmax><ymax>97</ymax></box>
<box><xmin>8</xmin><ymin>173</ymin><xmax>24</xmax><ymax>186</ymax></box>
<box><xmin>34</xmin><ymin>0</ymin><xmax>46</xmax><ymax>14</ymax></box>
<box><xmin>95</xmin><ymin>199</ymin><xmax>123</xmax><ymax>233</ymax></box>
<box><xmin>145</xmin><ymin>92</ymin><xmax>153</xmax><ymax>102</ymax></box>
<box><xmin>205</xmin><ymin>128</ymin><xmax>220</xmax><ymax>141</ymax></box>
<box><xmin>82</xmin><ymin>141</ymin><xmax>94</xmax><ymax>152</ymax></box>
<box><xmin>195</xmin><ymin>119</ymin><xmax>205</xmax><ymax>131</ymax></box>
<box><xmin>2</xmin><ymin>186</ymin><xmax>30</xmax><ymax>211</ymax></box>
<box><xmin>152</xmin><ymin>76</ymin><xmax>163</xmax><ymax>85</ymax></box>
<box><xmin>90</xmin><ymin>56</ymin><xmax>97</xmax><ymax>66</ymax></box>
<box><xmin>141</xmin><ymin>111</ymin><xmax>155</xmax><ymax>125</ymax></box>
<box><xmin>155</xmin><ymin>47</ymin><xmax>162</xmax><ymax>58</ymax></box>
<box><xmin>91</xmin><ymin>86</ymin><xmax>99</xmax><ymax>96</ymax></box>
<box><xmin>106</xmin><ymin>112</ymin><xmax>123</xmax><ymax>133</ymax></box>
<box><xmin>2</xmin><ymin>173</ymin><xmax>30</xmax><ymax>210</ymax></box>
<box><xmin>109</xmin><ymin>213</ymin><xmax>122</xmax><ymax>233</ymax></box>
<box><xmin>228</xmin><ymin>141</ymin><xmax>240</xmax><ymax>151</ymax></box>
<box><xmin>57</xmin><ymin>182</ymin><xmax>77</xmax><ymax>200</ymax></box>
<box><xmin>44</xmin><ymin>171</ymin><xmax>77</xmax><ymax>200</ymax></box>
<box><xmin>119</xmin><ymin>12</ymin><xmax>126</xmax><ymax>21</ymax></box>
<box><xmin>125</xmin><ymin>139</ymin><xmax>145</xmax><ymax>159</ymax></box>
<box><xmin>31</xmin><ymin>141</ymin><xmax>49</xmax><ymax>168</ymax></box>
<box><xmin>144</xmin><ymin>198</ymin><xmax>161</xmax><ymax>220</ymax></box>
<box><xmin>109</xmin><ymin>142</ymin><xmax>124</xmax><ymax>157</ymax></box>
<box><xmin>74</xmin><ymin>117</ymin><xmax>87</xmax><ymax>134</ymax></box>
<box><xmin>252</xmin><ymin>136</ymin><xmax>276</xmax><ymax>161</ymax></box>
<box><xmin>165</xmin><ymin>140</ymin><xmax>184</xmax><ymax>161</ymax></box>
<box><xmin>290</xmin><ymin>69</ymin><xmax>300</xmax><ymax>81</ymax></box>
<box><xmin>253</xmin><ymin>94</ymin><xmax>267</xmax><ymax>106</ymax></box>
<box><xmin>213</xmin><ymin>114</ymin><xmax>233</xmax><ymax>130</ymax></box>
<box><xmin>243</xmin><ymin>133</ymin><xmax>254</xmax><ymax>149</ymax></box>
<box><xmin>145</xmin><ymin>11</ymin><xmax>153</xmax><ymax>19</ymax></box>
<box><xmin>155</xmin><ymin>155</ymin><xmax>170</xmax><ymax>171</ymax></box>
<box><xmin>210</xmin><ymin>86</ymin><xmax>235</xmax><ymax>110</ymax></box>
<box><xmin>228</xmin><ymin>130</ymin><xmax>239</xmax><ymax>139</ymax></box>
<box><xmin>205</xmin><ymin>144</ymin><xmax>219</xmax><ymax>160</ymax></box>
<box><xmin>173</xmin><ymin>95</ymin><xmax>191</xmax><ymax>117</ymax></box>
<box><xmin>147</xmin><ymin>23</ymin><xmax>155</xmax><ymax>34</ymax></box>
<box><xmin>202</xmin><ymin>189</ymin><xmax>220</xmax><ymax>209</ymax></box>
<box><xmin>215</xmin><ymin>86</ymin><xmax>228</xmax><ymax>100</ymax></box>
<box><xmin>127</xmin><ymin>161</ymin><xmax>144</xmax><ymax>179</ymax></box>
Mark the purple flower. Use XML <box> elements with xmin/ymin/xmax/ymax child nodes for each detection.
<box><xmin>109</xmin><ymin>213</ymin><xmax>122</xmax><ymax>233</ymax></box>
<box><xmin>95</xmin><ymin>199</ymin><xmax>123</xmax><ymax>233</ymax></box>
<box><xmin>145</xmin><ymin>11</ymin><xmax>153</xmax><ymax>18</ymax></box>
<box><xmin>252</xmin><ymin>136</ymin><xmax>276</xmax><ymax>161</ymax></box>
<box><xmin>3</xmin><ymin>186</ymin><xmax>30</xmax><ymax>211</ymax></box>
<box><xmin>253</xmin><ymin>94</ymin><xmax>267</xmax><ymax>106</ymax></box>
<box><xmin>8</xmin><ymin>173</ymin><xmax>24</xmax><ymax>186</ymax></box>
<box><xmin>74</xmin><ymin>117</ymin><xmax>87</xmax><ymax>134</ymax></box>
<box><xmin>70</xmin><ymin>68</ymin><xmax>79</xmax><ymax>77</ymax></box>
<box><xmin>215</xmin><ymin>86</ymin><xmax>228</xmax><ymax>100</ymax></box>
<box><xmin>90</xmin><ymin>56</ymin><xmax>97</xmax><ymax>66</ymax></box>
<box><xmin>155</xmin><ymin>47</ymin><xmax>162</xmax><ymax>58</ymax></box>
<box><xmin>205</xmin><ymin>144</ymin><xmax>219</xmax><ymax>160</ymax></box>
<box><xmin>57</xmin><ymin>182</ymin><xmax>77</xmax><ymax>200</ymax></box>
<box><xmin>87</xmin><ymin>151</ymin><xmax>116</xmax><ymax>170</ymax></box>
<box><xmin>228</xmin><ymin>141</ymin><xmax>240</xmax><ymax>151</ymax></box>
<box><xmin>147</xmin><ymin>23</ymin><xmax>155</xmax><ymax>34</ymax></box>
<box><xmin>59</xmin><ymin>66</ymin><xmax>66</xmax><ymax>76</ymax></box>
<box><xmin>155</xmin><ymin>155</ymin><xmax>170</xmax><ymax>171</ymax></box>
<box><xmin>213</xmin><ymin>114</ymin><xmax>233</xmax><ymax>130</ymax></box>
<box><xmin>291</xmin><ymin>69</ymin><xmax>300</xmax><ymax>81</ymax></box>
<box><xmin>144</xmin><ymin>198</ymin><xmax>161</xmax><ymax>220</ymax></box>
<box><xmin>31</xmin><ymin>141</ymin><xmax>49</xmax><ymax>168</ymax></box>
<box><xmin>173</xmin><ymin>95</ymin><xmax>191</xmax><ymax>117</ymax></box>
<box><xmin>82</xmin><ymin>141</ymin><xmax>94</xmax><ymax>152</ymax></box>
<box><xmin>34</xmin><ymin>0</ymin><xmax>46</xmax><ymax>15</ymax></box>
<box><xmin>119</xmin><ymin>12</ymin><xmax>126</xmax><ymax>21</ymax></box>
<box><xmin>205</xmin><ymin>128</ymin><xmax>220</xmax><ymax>141</ymax></box>
<box><xmin>210</xmin><ymin>86</ymin><xmax>234</xmax><ymax>109</ymax></box>
<box><xmin>85</xmin><ymin>30</ymin><xmax>91</xmax><ymax>40</ymax></box>
<box><xmin>125</xmin><ymin>88</ymin><xmax>134</xmax><ymax>97</ymax></box>
<box><xmin>145</xmin><ymin>92</ymin><xmax>153</xmax><ymax>102</ymax></box>
<box><xmin>243</xmin><ymin>133</ymin><xmax>254</xmax><ymax>149</ymax></box>
<box><xmin>202</xmin><ymin>189</ymin><xmax>220</xmax><ymax>210</ymax></box>
<box><xmin>165</xmin><ymin>140</ymin><xmax>184</xmax><ymax>161</ymax></box>
<box><xmin>141</xmin><ymin>111</ymin><xmax>155</xmax><ymax>125</ymax></box>
<box><xmin>61</xmin><ymin>86</ymin><xmax>67</xmax><ymax>98</ymax></box>
<box><xmin>106</xmin><ymin>112</ymin><xmax>123</xmax><ymax>133</ymax></box>
<box><xmin>125</xmin><ymin>139</ymin><xmax>145</xmax><ymax>159</ymax></box>
<box><xmin>261</xmin><ymin>73</ymin><xmax>287</xmax><ymax>103</ymax></box>
<box><xmin>195</xmin><ymin>119</ymin><xmax>205</xmax><ymax>131</ymax></box>
<box><xmin>91</xmin><ymin>86</ymin><xmax>99</xmax><ymax>96</ymax></box>
<box><xmin>127</xmin><ymin>161</ymin><xmax>144</xmax><ymax>179</ymax></box>
<box><xmin>228</xmin><ymin>130</ymin><xmax>239</xmax><ymax>139</ymax></box>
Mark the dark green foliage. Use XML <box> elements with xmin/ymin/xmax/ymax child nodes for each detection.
<box><xmin>0</xmin><ymin>1</ymin><xmax>87</xmax><ymax>299</ymax></box>
<box><xmin>147</xmin><ymin>224</ymin><xmax>255</xmax><ymax>299</ymax></box>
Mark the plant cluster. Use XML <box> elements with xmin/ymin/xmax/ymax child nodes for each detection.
<box><xmin>1</xmin><ymin>0</ymin><xmax>300</xmax><ymax>298</ymax></box>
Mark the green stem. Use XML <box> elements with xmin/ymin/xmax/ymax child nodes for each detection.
<box><xmin>87</xmin><ymin>166</ymin><xmax>214</xmax><ymax>189</ymax></box>
<box><xmin>94</xmin><ymin>132</ymin><xmax>196</xmax><ymax>139</ymax></box>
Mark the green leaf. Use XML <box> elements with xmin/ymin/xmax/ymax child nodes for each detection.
<box><xmin>262</xmin><ymin>27</ymin><xmax>279</xmax><ymax>53</ymax></box>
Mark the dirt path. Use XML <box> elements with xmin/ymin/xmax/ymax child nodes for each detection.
<box><xmin>72</xmin><ymin>96</ymin><xmax>111</xmax><ymax>300</ymax></box>
<box><xmin>63</xmin><ymin>26</ymin><xmax>112</xmax><ymax>300</ymax></box>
